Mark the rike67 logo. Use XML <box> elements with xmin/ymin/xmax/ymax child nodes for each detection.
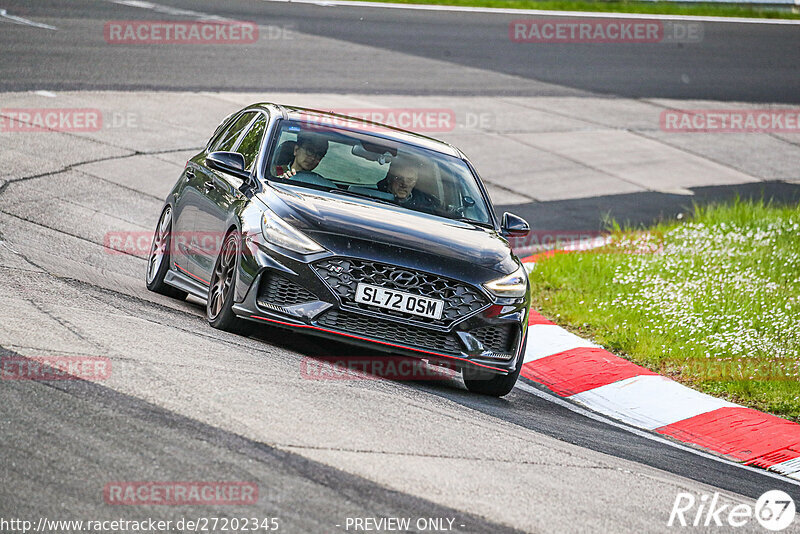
<box><xmin>668</xmin><ymin>490</ymin><xmax>796</xmax><ymax>531</ymax></box>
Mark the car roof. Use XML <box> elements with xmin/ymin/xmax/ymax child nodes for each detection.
<box><xmin>252</xmin><ymin>103</ymin><xmax>462</xmax><ymax>158</ymax></box>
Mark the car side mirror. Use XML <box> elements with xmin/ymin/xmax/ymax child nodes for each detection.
<box><xmin>207</xmin><ymin>151</ymin><xmax>251</xmax><ymax>181</ymax></box>
<box><xmin>501</xmin><ymin>212</ymin><xmax>530</xmax><ymax>237</ymax></box>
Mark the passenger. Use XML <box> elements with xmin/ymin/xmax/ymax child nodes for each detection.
<box><xmin>275</xmin><ymin>132</ymin><xmax>329</xmax><ymax>179</ymax></box>
<box><xmin>376</xmin><ymin>156</ymin><xmax>442</xmax><ymax>215</ymax></box>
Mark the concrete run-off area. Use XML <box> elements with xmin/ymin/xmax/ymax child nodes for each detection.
<box><xmin>2</xmin><ymin>91</ymin><xmax>798</xmax><ymax>206</ymax></box>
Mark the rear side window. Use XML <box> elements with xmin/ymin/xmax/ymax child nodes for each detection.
<box><xmin>236</xmin><ymin>114</ymin><xmax>267</xmax><ymax>171</ymax></box>
<box><xmin>212</xmin><ymin>112</ymin><xmax>257</xmax><ymax>152</ymax></box>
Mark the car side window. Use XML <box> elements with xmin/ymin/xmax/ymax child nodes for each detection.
<box><xmin>236</xmin><ymin>114</ymin><xmax>267</xmax><ymax>171</ymax></box>
<box><xmin>206</xmin><ymin>112</ymin><xmax>237</xmax><ymax>151</ymax></box>
<box><xmin>212</xmin><ymin>112</ymin><xmax>257</xmax><ymax>153</ymax></box>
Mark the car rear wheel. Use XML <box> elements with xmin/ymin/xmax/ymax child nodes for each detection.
<box><xmin>462</xmin><ymin>334</ymin><xmax>526</xmax><ymax>397</ymax></box>
<box><xmin>207</xmin><ymin>230</ymin><xmax>251</xmax><ymax>335</ymax></box>
<box><xmin>145</xmin><ymin>206</ymin><xmax>187</xmax><ymax>300</ymax></box>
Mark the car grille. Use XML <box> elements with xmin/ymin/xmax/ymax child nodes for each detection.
<box><xmin>257</xmin><ymin>272</ymin><xmax>317</xmax><ymax>308</ymax></box>
<box><xmin>316</xmin><ymin>310</ymin><xmax>463</xmax><ymax>354</ymax></box>
<box><xmin>312</xmin><ymin>258</ymin><xmax>488</xmax><ymax>327</ymax></box>
<box><xmin>469</xmin><ymin>324</ymin><xmax>517</xmax><ymax>354</ymax></box>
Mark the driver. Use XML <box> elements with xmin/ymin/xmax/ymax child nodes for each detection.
<box><xmin>275</xmin><ymin>132</ymin><xmax>329</xmax><ymax>179</ymax></box>
<box><xmin>376</xmin><ymin>156</ymin><xmax>442</xmax><ymax>215</ymax></box>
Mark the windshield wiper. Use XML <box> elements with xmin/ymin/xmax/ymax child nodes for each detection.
<box><xmin>452</xmin><ymin>217</ymin><xmax>493</xmax><ymax>229</ymax></box>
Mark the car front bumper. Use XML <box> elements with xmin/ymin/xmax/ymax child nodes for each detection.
<box><xmin>232</xmin><ymin>235</ymin><xmax>528</xmax><ymax>375</ymax></box>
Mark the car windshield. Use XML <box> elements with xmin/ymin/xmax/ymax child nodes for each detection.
<box><xmin>265</xmin><ymin>119</ymin><xmax>492</xmax><ymax>225</ymax></box>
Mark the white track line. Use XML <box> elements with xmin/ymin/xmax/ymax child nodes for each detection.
<box><xmin>108</xmin><ymin>0</ymin><xmax>231</xmax><ymax>21</ymax></box>
<box><xmin>262</xmin><ymin>0</ymin><xmax>800</xmax><ymax>25</ymax></box>
<box><xmin>770</xmin><ymin>458</ymin><xmax>800</xmax><ymax>478</ymax></box>
<box><xmin>515</xmin><ymin>381</ymin><xmax>800</xmax><ymax>487</ymax></box>
<box><xmin>0</xmin><ymin>8</ymin><xmax>57</xmax><ymax>30</ymax></box>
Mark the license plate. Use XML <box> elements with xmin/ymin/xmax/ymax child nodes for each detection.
<box><xmin>354</xmin><ymin>283</ymin><xmax>444</xmax><ymax>320</ymax></box>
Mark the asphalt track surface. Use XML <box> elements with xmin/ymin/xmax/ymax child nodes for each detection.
<box><xmin>1</xmin><ymin>1</ymin><xmax>800</xmax><ymax>532</ymax></box>
<box><xmin>1</xmin><ymin>0</ymin><xmax>800</xmax><ymax>102</ymax></box>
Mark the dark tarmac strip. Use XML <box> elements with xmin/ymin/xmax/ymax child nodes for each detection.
<box><xmin>0</xmin><ymin>343</ymin><xmax>523</xmax><ymax>534</ymax></box>
<box><xmin>0</xmin><ymin>0</ymin><xmax>798</xmax><ymax>102</ymax></box>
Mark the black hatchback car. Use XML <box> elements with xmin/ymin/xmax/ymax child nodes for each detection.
<box><xmin>146</xmin><ymin>104</ymin><xmax>531</xmax><ymax>396</ymax></box>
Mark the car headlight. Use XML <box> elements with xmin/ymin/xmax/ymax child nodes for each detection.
<box><xmin>261</xmin><ymin>208</ymin><xmax>324</xmax><ymax>254</ymax></box>
<box><xmin>483</xmin><ymin>264</ymin><xmax>528</xmax><ymax>298</ymax></box>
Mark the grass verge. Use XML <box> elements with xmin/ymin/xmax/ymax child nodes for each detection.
<box><xmin>359</xmin><ymin>0</ymin><xmax>800</xmax><ymax>20</ymax></box>
<box><xmin>529</xmin><ymin>198</ymin><xmax>800</xmax><ymax>421</ymax></box>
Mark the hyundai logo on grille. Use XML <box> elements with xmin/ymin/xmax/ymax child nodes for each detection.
<box><xmin>389</xmin><ymin>271</ymin><xmax>419</xmax><ymax>287</ymax></box>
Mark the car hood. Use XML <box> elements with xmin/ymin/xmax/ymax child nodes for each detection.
<box><xmin>257</xmin><ymin>183</ymin><xmax>517</xmax><ymax>275</ymax></box>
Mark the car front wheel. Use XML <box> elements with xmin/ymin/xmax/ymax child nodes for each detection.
<box><xmin>207</xmin><ymin>230</ymin><xmax>250</xmax><ymax>335</ymax></box>
<box><xmin>463</xmin><ymin>333</ymin><xmax>526</xmax><ymax>397</ymax></box>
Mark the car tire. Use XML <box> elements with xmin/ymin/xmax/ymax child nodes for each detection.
<box><xmin>206</xmin><ymin>230</ymin><xmax>252</xmax><ymax>335</ymax></box>
<box><xmin>146</xmin><ymin>205</ymin><xmax>188</xmax><ymax>300</ymax></box>
<box><xmin>462</xmin><ymin>333</ymin><xmax>526</xmax><ymax>397</ymax></box>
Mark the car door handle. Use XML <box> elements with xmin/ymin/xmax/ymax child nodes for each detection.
<box><xmin>203</xmin><ymin>180</ymin><xmax>216</xmax><ymax>192</ymax></box>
